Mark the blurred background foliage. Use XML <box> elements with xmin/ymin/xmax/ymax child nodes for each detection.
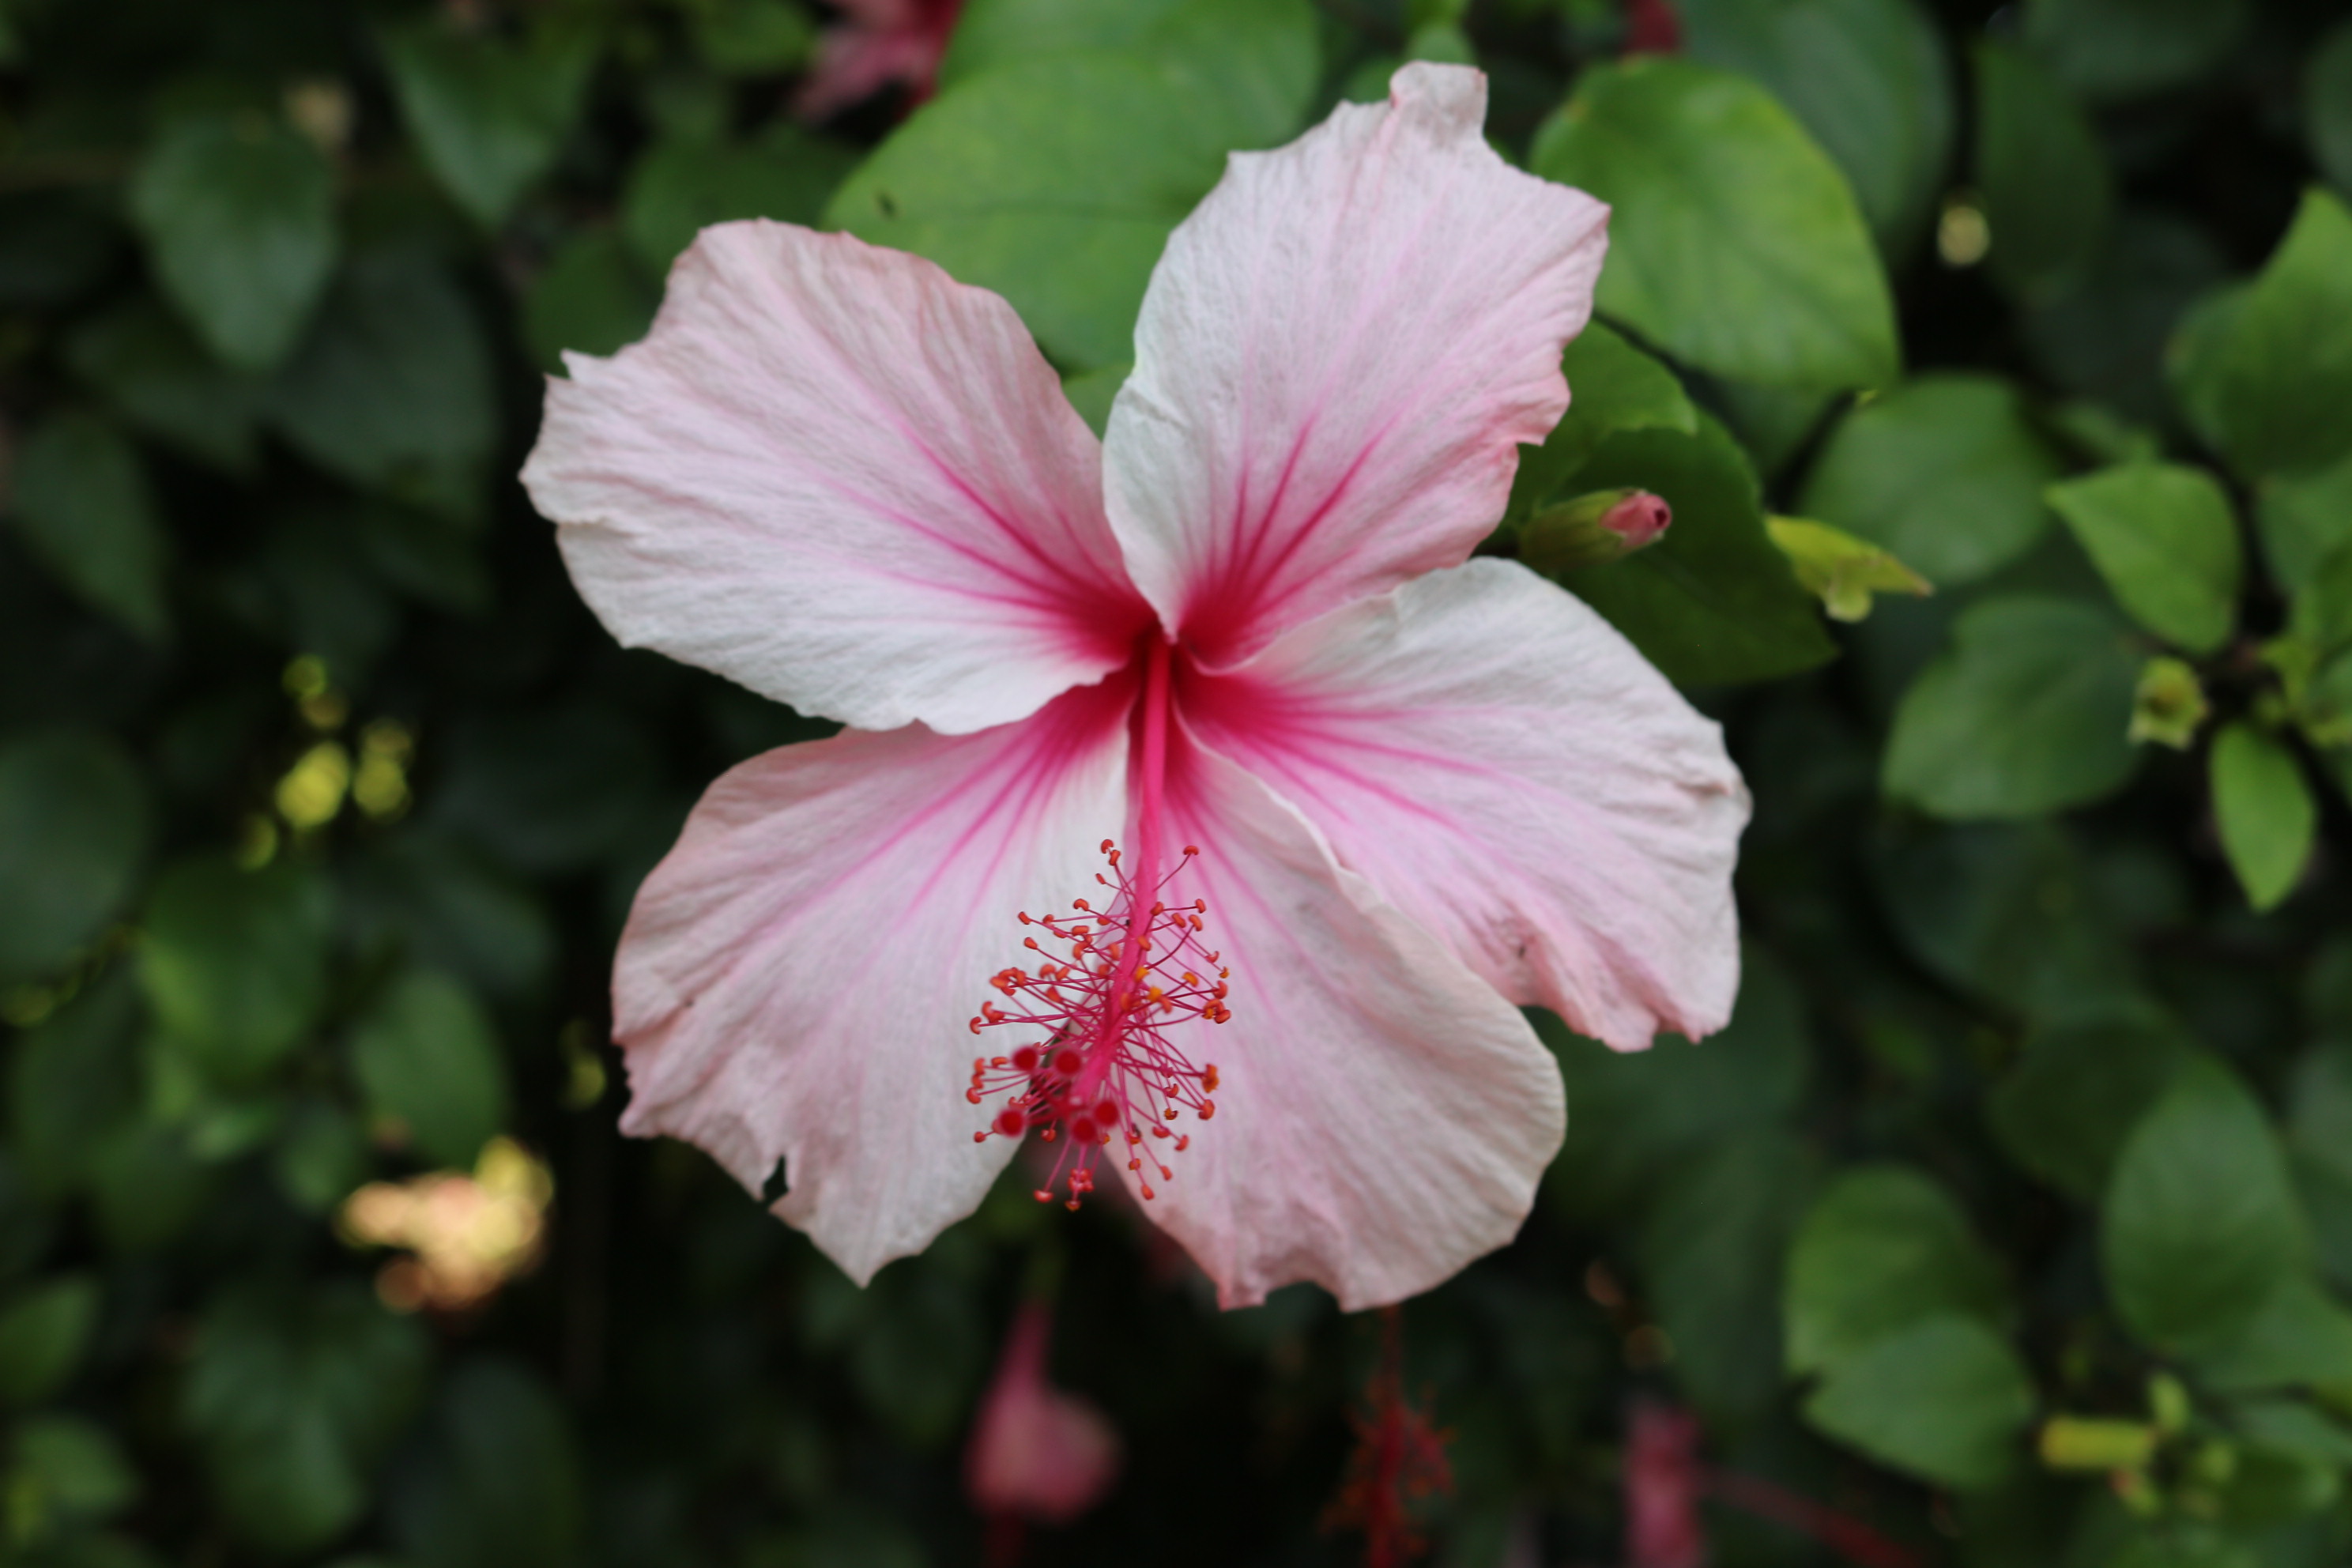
<box><xmin>2</xmin><ymin>0</ymin><xmax>2351</xmax><ymax>1563</ymax></box>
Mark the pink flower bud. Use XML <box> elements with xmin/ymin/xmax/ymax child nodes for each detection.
<box><xmin>1517</xmin><ymin>488</ymin><xmax>1674</xmax><ymax>576</ymax></box>
<box><xmin>964</xmin><ymin>1303</ymin><xmax>1121</xmax><ymax>1527</ymax></box>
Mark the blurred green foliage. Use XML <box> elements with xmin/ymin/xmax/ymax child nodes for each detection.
<box><xmin>1</xmin><ymin>0</ymin><xmax>2351</xmax><ymax>1564</ymax></box>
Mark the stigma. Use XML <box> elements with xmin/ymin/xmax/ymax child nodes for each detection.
<box><xmin>965</xmin><ymin>840</ymin><xmax>1231</xmax><ymax>1209</ymax></box>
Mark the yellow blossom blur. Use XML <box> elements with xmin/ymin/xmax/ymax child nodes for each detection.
<box><xmin>337</xmin><ymin>1136</ymin><xmax>553</xmax><ymax>1313</ymax></box>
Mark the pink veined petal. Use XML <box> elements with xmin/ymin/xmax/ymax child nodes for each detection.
<box><xmin>1131</xmin><ymin>730</ymin><xmax>1565</xmax><ymax>1311</ymax></box>
<box><xmin>1102</xmin><ymin>62</ymin><xmax>1609</xmax><ymax>666</ymax></box>
<box><xmin>611</xmin><ymin>680</ymin><xmax>1130</xmax><ymax>1283</ymax></box>
<box><xmin>1187</xmin><ymin>558</ymin><xmax>1748</xmax><ymax>1051</ymax></box>
<box><xmin>522</xmin><ymin>222</ymin><xmax>1150</xmax><ymax>737</ymax></box>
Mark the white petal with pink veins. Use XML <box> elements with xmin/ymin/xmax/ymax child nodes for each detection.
<box><xmin>524</xmin><ymin>222</ymin><xmax>1150</xmax><ymax>737</ymax></box>
<box><xmin>1189</xmin><ymin>558</ymin><xmax>1747</xmax><ymax>1050</ymax></box>
<box><xmin>611</xmin><ymin>681</ymin><xmax>1131</xmax><ymax>1282</ymax></box>
<box><xmin>1103</xmin><ymin>62</ymin><xmax>1609</xmax><ymax>665</ymax></box>
<box><xmin>1134</xmin><ymin>733</ymin><xmax>1565</xmax><ymax>1310</ymax></box>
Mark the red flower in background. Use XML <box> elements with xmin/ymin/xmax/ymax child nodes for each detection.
<box><xmin>1624</xmin><ymin>0</ymin><xmax>1681</xmax><ymax>55</ymax></box>
<box><xmin>795</xmin><ymin>0</ymin><xmax>966</xmax><ymax>120</ymax></box>
<box><xmin>1325</xmin><ymin>1308</ymin><xmax>1453</xmax><ymax>1568</ymax></box>
<box><xmin>965</xmin><ymin>1303</ymin><xmax>1121</xmax><ymax>1528</ymax></box>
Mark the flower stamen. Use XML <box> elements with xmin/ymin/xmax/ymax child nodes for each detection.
<box><xmin>967</xmin><ymin>840</ymin><xmax>1230</xmax><ymax>1208</ymax></box>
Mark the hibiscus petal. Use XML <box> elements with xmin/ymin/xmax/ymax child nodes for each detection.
<box><xmin>1134</xmin><ymin>735</ymin><xmax>1565</xmax><ymax>1310</ymax></box>
<box><xmin>1189</xmin><ymin>558</ymin><xmax>1748</xmax><ymax>1050</ymax></box>
<box><xmin>523</xmin><ymin>221</ymin><xmax>1148</xmax><ymax>736</ymax></box>
<box><xmin>1102</xmin><ymin>62</ymin><xmax>1608</xmax><ymax>665</ymax></box>
<box><xmin>612</xmin><ymin>681</ymin><xmax>1129</xmax><ymax>1282</ymax></box>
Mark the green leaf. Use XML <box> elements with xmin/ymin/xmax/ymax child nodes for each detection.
<box><xmin>2023</xmin><ymin>0</ymin><xmax>2249</xmax><ymax>102</ymax></box>
<box><xmin>2257</xmin><ymin>449</ymin><xmax>2352</xmax><ymax>594</ymax></box>
<box><xmin>265</xmin><ymin>250</ymin><xmax>496</xmax><ymax>518</ymax></box>
<box><xmin>1675</xmin><ymin>0</ymin><xmax>1955</xmax><ymax>253</ymax></box>
<box><xmin>1973</xmin><ymin>40</ymin><xmax>2115</xmax><ymax>300</ymax></box>
<box><xmin>1798</xmin><ymin>374</ymin><xmax>2064</xmax><ymax>586</ymax></box>
<box><xmin>2310</xmin><ymin>22</ymin><xmax>2352</xmax><ymax>197</ymax></box>
<box><xmin>10</xmin><ymin>1416</ymin><xmax>137</xmax><ymax>1528</ymax></box>
<box><xmin>2169</xmin><ymin>188</ymin><xmax>2352</xmax><ymax>479</ymax></box>
<box><xmin>520</xmin><ymin>232</ymin><xmax>656</xmax><ymax>373</ymax></box>
<box><xmin>1764</xmin><ymin>514</ymin><xmax>1932</xmax><ymax>622</ymax></box>
<box><xmin>427</xmin><ymin>703</ymin><xmax>662</xmax><ymax>874</ymax></box>
<box><xmin>2209</xmin><ymin>723</ymin><xmax>2316</xmax><ymax>911</ymax></box>
<box><xmin>1883</xmin><ymin>595</ymin><xmax>2142</xmax><ymax>819</ymax></box>
<box><xmin>1801</xmin><ymin>1315</ymin><xmax>2035</xmax><ymax>1490</ymax></box>
<box><xmin>386</xmin><ymin>1359</ymin><xmax>586</xmax><ymax>1568</ymax></box>
<box><xmin>1544</xmin><ymin>417</ymin><xmax>1837</xmax><ymax>686</ymax></box>
<box><xmin>182</xmin><ymin>1281</ymin><xmax>428</xmax><ymax>1554</ymax></box>
<box><xmin>2185</xmin><ymin>1276</ymin><xmax>2352</xmax><ymax>1393</ymax></box>
<box><xmin>1532</xmin><ymin>58</ymin><xmax>1898</xmax><ymax>393</ymax></box>
<box><xmin>1785</xmin><ymin>1166</ymin><xmax>2008</xmax><ymax>1378</ymax></box>
<box><xmin>7</xmin><ymin>412</ymin><xmax>171</xmax><ymax>640</ymax></box>
<box><xmin>831</xmin><ymin>0</ymin><xmax>1315</xmax><ymax>371</ymax></box>
<box><xmin>1541</xmin><ymin>948</ymin><xmax>1811</xmax><ymax>1221</ymax></box>
<box><xmin>2045</xmin><ymin>463</ymin><xmax>2241</xmax><ymax>654</ymax></box>
<box><xmin>621</xmin><ymin>126</ymin><xmax>857</xmax><ymax>272</ymax></box>
<box><xmin>66</xmin><ymin>298</ymin><xmax>264</xmax><ymax>473</ymax></box>
<box><xmin>349</xmin><ymin>969</ymin><xmax>507</xmax><ymax>1168</ymax></box>
<box><xmin>939</xmin><ymin>0</ymin><xmax>1319</xmax><ymax>147</ymax></box>
<box><xmin>87</xmin><ymin>1123</ymin><xmax>216</xmax><ymax>1253</ymax></box>
<box><xmin>381</xmin><ymin>24</ymin><xmax>597</xmax><ymax>227</ymax></box>
<box><xmin>272</xmin><ymin>1099</ymin><xmax>368</xmax><ymax>1215</ymax></box>
<box><xmin>0</xmin><ymin>1275</ymin><xmax>100</xmax><ymax>1406</ymax></box>
<box><xmin>689</xmin><ymin>0</ymin><xmax>814</xmax><ymax>75</ymax></box>
<box><xmin>2104</xmin><ymin>1057</ymin><xmax>2307</xmax><ymax>1357</ymax></box>
<box><xmin>139</xmin><ymin>855</ymin><xmax>334</xmax><ymax>1084</ymax></box>
<box><xmin>9</xmin><ymin>969</ymin><xmax>145</xmax><ymax>1198</ymax></box>
<box><xmin>0</xmin><ymin>729</ymin><xmax>152</xmax><ymax>982</ymax></box>
<box><xmin>1988</xmin><ymin>1004</ymin><xmax>2193</xmax><ymax>1201</ymax></box>
<box><xmin>128</xmin><ymin>114</ymin><xmax>337</xmax><ymax>371</ymax></box>
<box><xmin>1509</xmin><ymin>321</ymin><xmax>1698</xmax><ymax>518</ymax></box>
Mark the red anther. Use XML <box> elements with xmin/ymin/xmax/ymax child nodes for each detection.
<box><xmin>991</xmin><ymin>1056</ymin><xmax>1009</xmax><ymax>1069</ymax></box>
<box><xmin>1200</xmin><ymin>1100</ymin><xmax>1216</xmax><ymax>1120</ymax></box>
<box><xmin>1175</xmin><ymin>1136</ymin><xmax>1189</xmax><ymax>1152</ymax></box>
<box><xmin>1072</xmin><ymin>898</ymin><xmax>1090</xmax><ymax>911</ymax></box>
<box><xmin>973</xmin><ymin>1131</ymin><xmax>987</xmax><ymax>1143</ymax></box>
<box><xmin>1034</xmin><ymin>1189</ymin><xmax>1053</xmax><ymax>1204</ymax></box>
<box><xmin>1140</xmin><ymin>1185</ymin><xmax>1155</xmax><ymax>1200</ymax></box>
<box><xmin>969</xmin><ymin>1018</ymin><xmax>984</xmax><ymax>1035</ymax></box>
<box><xmin>1152</xmin><ymin>1125</ymin><xmax>1169</xmax><ymax>1139</ymax></box>
<box><xmin>1041</xmin><ymin>1128</ymin><xmax>1058</xmax><ymax>1143</ymax></box>
<box><xmin>1024</xmin><ymin>937</ymin><xmax>1040</xmax><ymax>950</ymax></box>
<box><xmin>1065</xmin><ymin>1199</ymin><xmax>1081</xmax><ymax>1212</ymax></box>
<box><xmin>1129</xmin><ymin>1158</ymin><xmax>1142</xmax><ymax>1172</ymax></box>
<box><xmin>1099</xmin><ymin>839</ymin><xmax>1114</xmax><ymax>853</ymax></box>
<box><xmin>1018</xmin><ymin>911</ymin><xmax>1031</xmax><ymax>925</ymax></box>
<box><xmin>967</xmin><ymin>1089</ymin><xmax>984</xmax><ymax>1104</ymax></box>
<box><xmin>1151</xmin><ymin>900</ymin><xmax>1165</xmax><ymax>914</ymax></box>
<box><xmin>1157</xmin><ymin>1164</ymin><xmax>1171</xmax><ymax>1181</ymax></box>
<box><xmin>1203</xmin><ymin>1065</ymin><xmax>1220</xmax><ymax>1091</ymax></box>
<box><xmin>1164</xmin><ymin>1108</ymin><xmax>1178</xmax><ymax>1121</ymax></box>
<box><xmin>994</xmin><ymin>1107</ymin><xmax>1027</xmax><ymax>1137</ymax></box>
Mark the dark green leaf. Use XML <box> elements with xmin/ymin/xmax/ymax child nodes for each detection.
<box><xmin>1785</xmin><ymin>1166</ymin><xmax>2008</xmax><ymax>1378</ymax></box>
<box><xmin>387</xmin><ymin>1360</ymin><xmax>585</xmax><ymax>1568</ymax></box>
<box><xmin>2168</xmin><ymin>188</ymin><xmax>2352</xmax><ymax>479</ymax></box>
<box><xmin>265</xmin><ymin>251</ymin><xmax>496</xmax><ymax>518</ymax></box>
<box><xmin>1532</xmin><ymin>58</ymin><xmax>1898</xmax><ymax>392</ymax></box>
<box><xmin>2023</xmin><ymin>0</ymin><xmax>2248</xmax><ymax>102</ymax></box>
<box><xmin>12</xmin><ymin>971</ymin><xmax>146</xmax><ymax>1200</ymax></box>
<box><xmin>2311</xmin><ymin>22</ymin><xmax>2352</xmax><ymax>197</ymax></box>
<box><xmin>2209</xmin><ymin>723</ymin><xmax>2316</xmax><ymax>911</ymax></box>
<box><xmin>183</xmin><ymin>1281</ymin><xmax>428</xmax><ymax>1554</ymax></box>
<box><xmin>622</xmin><ymin>127</ymin><xmax>857</xmax><ymax>272</ymax></box>
<box><xmin>2257</xmin><ymin>450</ymin><xmax>2352</xmax><ymax>594</ymax></box>
<box><xmin>139</xmin><ymin>855</ymin><xmax>334</xmax><ymax>1084</ymax></box>
<box><xmin>1547</xmin><ymin>417</ymin><xmax>1836</xmax><ymax>686</ymax></box>
<box><xmin>10</xmin><ymin>1416</ymin><xmax>136</xmax><ymax>1526</ymax></box>
<box><xmin>520</xmin><ymin>232</ymin><xmax>657</xmax><ymax>373</ymax></box>
<box><xmin>7</xmin><ymin>413</ymin><xmax>171</xmax><ymax>641</ymax></box>
<box><xmin>427</xmin><ymin>703</ymin><xmax>662</xmax><ymax>875</ymax></box>
<box><xmin>2103</xmin><ymin>1057</ymin><xmax>2306</xmax><ymax>1357</ymax></box>
<box><xmin>2022</xmin><ymin>213</ymin><xmax>2228</xmax><ymax>425</ymax></box>
<box><xmin>0</xmin><ymin>1275</ymin><xmax>99</xmax><ymax>1406</ymax></box>
<box><xmin>1799</xmin><ymin>374</ymin><xmax>2063</xmax><ymax>586</ymax></box>
<box><xmin>127</xmin><ymin>114</ymin><xmax>337</xmax><ymax>370</ymax></box>
<box><xmin>349</xmin><ymin>968</ymin><xmax>507</xmax><ymax>1168</ymax></box>
<box><xmin>86</xmin><ymin>1124</ymin><xmax>216</xmax><ymax>1253</ymax></box>
<box><xmin>1973</xmin><ymin>40</ymin><xmax>2114</xmax><ymax>301</ymax></box>
<box><xmin>2185</xmin><ymin>1276</ymin><xmax>2352</xmax><ymax>1393</ymax></box>
<box><xmin>2045</xmin><ymin>462</ymin><xmax>2241</xmax><ymax>654</ymax></box>
<box><xmin>381</xmin><ymin>24</ymin><xmax>597</xmax><ymax>227</ymax></box>
<box><xmin>1988</xmin><ymin>1004</ymin><xmax>2193</xmax><ymax>1200</ymax></box>
<box><xmin>344</xmin><ymin>834</ymin><xmax>555</xmax><ymax>1002</ymax></box>
<box><xmin>1883</xmin><ymin>595</ymin><xmax>2141</xmax><ymax>819</ymax></box>
<box><xmin>1638</xmin><ymin>1128</ymin><xmax>1816</xmax><ymax>1421</ymax></box>
<box><xmin>690</xmin><ymin>0</ymin><xmax>814</xmax><ymax>75</ymax></box>
<box><xmin>65</xmin><ymin>299</ymin><xmax>264</xmax><ymax>473</ymax></box>
<box><xmin>1801</xmin><ymin>1314</ymin><xmax>2034</xmax><ymax>1489</ymax></box>
<box><xmin>272</xmin><ymin>1099</ymin><xmax>369</xmax><ymax>1215</ymax></box>
<box><xmin>1676</xmin><ymin>0</ymin><xmax>1955</xmax><ymax>253</ymax></box>
<box><xmin>0</xmin><ymin>729</ymin><xmax>152</xmax><ymax>982</ymax></box>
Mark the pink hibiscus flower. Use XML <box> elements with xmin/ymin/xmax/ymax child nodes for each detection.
<box><xmin>521</xmin><ymin>64</ymin><xmax>1747</xmax><ymax>1310</ymax></box>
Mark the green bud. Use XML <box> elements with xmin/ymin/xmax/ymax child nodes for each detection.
<box><xmin>1517</xmin><ymin>488</ymin><xmax>1671</xmax><ymax>576</ymax></box>
<box><xmin>2129</xmin><ymin>658</ymin><xmax>2210</xmax><ymax>749</ymax></box>
<box><xmin>2039</xmin><ymin>1416</ymin><xmax>2159</xmax><ymax>1472</ymax></box>
<box><xmin>1764</xmin><ymin>515</ymin><xmax>1932</xmax><ymax>623</ymax></box>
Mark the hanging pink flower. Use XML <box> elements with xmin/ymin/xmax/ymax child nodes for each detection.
<box><xmin>793</xmin><ymin>0</ymin><xmax>964</xmax><ymax>122</ymax></box>
<box><xmin>965</xmin><ymin>1302</ymin><xmax>1121</xmax><ymax>1526</ymax></box>
<box><xmin>521</xmin><ymin>64</ymin><xmax>1747</xmax><ymax>1310</ymax></box>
